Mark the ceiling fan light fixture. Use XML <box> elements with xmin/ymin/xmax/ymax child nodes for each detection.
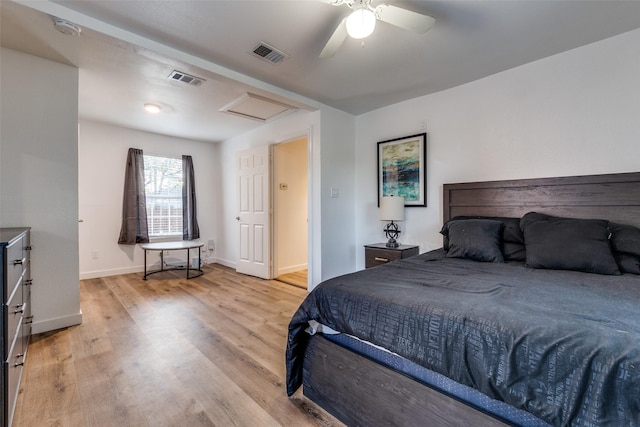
<box><xmin>346</xmin><ymin>7</ymin><xmax>376</xmax><ymax>39</ymax></box>
<box><xmin>143</xmin><ymin>103</ymin><xmax>161</xmax><ymax>114</ymax></box>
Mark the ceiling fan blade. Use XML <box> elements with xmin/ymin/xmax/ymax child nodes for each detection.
<box><xmin>376</xmin><ymin>4</ymin><xmax>435</xmax><ymax>34</ymax></box>
<box><xmin>319</xmin><ymin>18</ymin><xmax>348</xmax><ymax>58</ymax></box>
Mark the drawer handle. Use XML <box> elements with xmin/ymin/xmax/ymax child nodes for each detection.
<box><xmin>13</xmin><ymin>362</ymin><xmax>24</xmax><ymax>368</ymax></box>
<box><xmin>13</xmin><ymin>259</ymin><xmax>23</xmax><ymax>265</ymax></box>
<box><xmin>374</xmin><ymin>257</ymin><xmax>389</xmax><ymax>262</ymax></box>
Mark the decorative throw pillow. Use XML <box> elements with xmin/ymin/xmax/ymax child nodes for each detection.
<box><xmin>614</xmin><ymin>253</ymin><xmax>640</xmax><ymax>275</ymax></box>
<box><xmin>441</xmin><ymin>216</ymin><xmax>524</xmax><ymax>261</ymax></box>
<box><xmin>609</xmin><ymin>222</ymin><xmax>640</xmax><ymax>274</ymax></box>
<box><xmin>444</xmin><ymin>219</ymin><xmax>504</xmax><ymax>263</ymax></box>
<box><xmin>503</xmin><ymin>242</ymin><xmax>526</xmax><ymax>262</ymax></box>
<box><xmin>520</xmin><ymin>212</ymin><xmax>620</xmax><ymax>275</ymax></box>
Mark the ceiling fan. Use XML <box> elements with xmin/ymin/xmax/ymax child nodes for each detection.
<box><xmin>320</xmin><ymin>0</ymin><xmax>435</xmax><ymax>58</ymax></box>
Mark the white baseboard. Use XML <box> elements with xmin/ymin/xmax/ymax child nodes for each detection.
<box><xmin>32</xmin><ymin>310</ymin><xmax>83</xmax><ymax>334</ymax></box>
<box><xmin>214</xmin><ymin>257</ymin><xmax>236</xmax><ymax>269</ymax></box>
<box><xmin>277</xmin><ymin>263</ymin><xmax>308</xmax><ymax>276</ymax></box>
<box><xmin>80</xmin><ymin>258</ymin><xmax>225</xmax><ymax>280</ymax></box>
<box><xmin>80</xmin><ymin>266</ymin><xmax>144</xmax><ymax>280</ymax></box>
<box><xmin>80</xmin><ymin>257</ymin><xmax>225</xmax><ymax>280</ymax></box>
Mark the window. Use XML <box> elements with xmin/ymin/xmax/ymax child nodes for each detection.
<box><xmin>144</xmin><ymin>154</ymin><xmax>182</xmax><ymax>237</ymax></box>
<box><xmin>119</xmin><ymin>149</ymin><xmax>198</xmax><ymax>244</ymax></box>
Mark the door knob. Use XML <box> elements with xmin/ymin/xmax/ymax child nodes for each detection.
<box><xmin>235</xmin><ymin>216</ymin><xmax>240</xmax><ymax>221</ymax></box>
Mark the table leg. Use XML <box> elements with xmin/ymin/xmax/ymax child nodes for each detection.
<box><xmin>186</xmin><ymin>247</ymin><xmax>191</xmax><ymax>279</ymax></box>
<box><xmin>144</xmin><ymin>248</ymin><xmax>148</xmax><ymax>280</ymax></box>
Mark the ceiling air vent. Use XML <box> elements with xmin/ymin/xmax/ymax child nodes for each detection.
<box><xmin>251</xmin><ymin>42</ymin><xmax>288</xmax><ymax>64</ymax></box>
<box><xmin>168</xmin><ymin>70</ymin><xmax>205</xmax><ymax>87</ymax></box>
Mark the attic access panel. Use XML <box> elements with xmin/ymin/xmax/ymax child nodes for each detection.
<box><xmin>220</xmin><ymin>93</ymin><xmax>297</xmax><ymax>122</ymax></box>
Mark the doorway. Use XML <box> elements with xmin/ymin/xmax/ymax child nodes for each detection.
<box><xmin>273</xmin><ymin>136</ymin><xmax>308</xmax><ymax>289</ymax></box>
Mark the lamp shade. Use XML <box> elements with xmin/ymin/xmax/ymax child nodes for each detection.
<box><xmin>346</xmin><ymin>7</ymin><xmax>376</xmax><ymax>39</ymax></box>
<box><xmin>380</xmin><ymin>196</ymin><xmax>405</xmax><ymax>221</ymax></box>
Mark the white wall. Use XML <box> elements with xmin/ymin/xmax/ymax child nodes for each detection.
<box><xmin>216</xmin><ymin>111</ymin><xmax>317</xmax><ymax>267</ymax></box>
<box><xmin>78</xmin><ymin>119</ymin><xmax>219</xmax><ymax>278</ymax></box>
<box><xmin>355</xmin><ymin>29</ymin><xmax>640</xmax><ymax>268</ymax></box>
<box><xmin>217</xmin><ymin>106</ymin><xmax>356</xmax><ymax>289</ymax></box>
<box><xmin>217</xmin><ymin>111</ymin><xmax>317</xmax><ymax>270</ymax></box>
<box><xmin>11</xmin><ymin>18</ymin><xmax>633</xmax><ymax>309</ymax></box>
<box><xmin>319</xmin><ymin>107</ymin><xmax>357</xmax><ymax>282</ymax></box>
<box><xmin>1</xmin><ymin>48</ymin><xmax>81</xmax><ymax>334</ymax></box>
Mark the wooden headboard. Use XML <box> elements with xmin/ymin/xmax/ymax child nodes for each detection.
<box><xmin>444</xmin><ymin>172</ymin><xmax>640</xmax><ymax>229</ymax></box>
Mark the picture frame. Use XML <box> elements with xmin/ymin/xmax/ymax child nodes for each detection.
<box><xmin>377</xmin><ymin>133</ymin><xmax>427</xmax><ymax>207</ymax></box>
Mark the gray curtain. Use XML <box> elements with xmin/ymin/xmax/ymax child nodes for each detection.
<box><xmin>182</xmin><ymin>155</ymin><xmax>200</xmax><ymax>240</ymax></box>
<box><xmin>118</xmin><ymin>148</ymin><xmax>149</xmax><ymax>244</ymax></box>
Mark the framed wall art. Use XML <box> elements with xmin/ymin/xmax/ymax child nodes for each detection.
<box><xmin>377</xmin><ymin>133</ymin><xmax>427</xmax><ymax>207</ymax></box>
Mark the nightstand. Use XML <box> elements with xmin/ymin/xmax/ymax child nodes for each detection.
<box><xmin>364</xmin><ymin>243</ymin><xmax>419</xmax><ymax>268</ymax></box>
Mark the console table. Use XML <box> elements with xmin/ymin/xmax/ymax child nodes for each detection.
<box><xmin>141</xmin><ymin>241</ymin><xmax>204</xmax><ymax>280</ymax></box>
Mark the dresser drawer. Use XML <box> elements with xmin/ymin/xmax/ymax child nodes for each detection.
<box><xmin>6</xmin><ymin>318</ymin><xmax>25</xmax><ymax>427</ymax></box>
<box><xmin>4</xmin><ymin>280</ymin><xmax>24</xmax><ymax>356</ymax></box>
<box><xmin>366</xmin><ymin>248</ymin><xmax>402</xmax><ymax>266</ymax></box>
<box><xmin>1</xmin><ymin>227</ymin><xmax>31</xmax><ymax>427</ymax></box>
<box><xmin>21</xmin><ymin>276</ymin><xmax>32</xmax><ymax>355</ymax></box>
<box><xmin>21</xmin><ymin>316</ymin><xmax>32</xmax><ymax>359</ymax></box>
<box><xmin>364</xmin><ymin>243</ymin><xmax>420</xmax><ymax>268</ymax></box>
<box><xmin>5</xmin><ymin>235</ymin><xmax>26</xmax><ymax>301</ymax></box>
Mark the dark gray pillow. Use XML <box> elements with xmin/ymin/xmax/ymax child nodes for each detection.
<box><xmin>445</xmin><ymin>219</ymin><xmax>504</xmax><ymax>263</ymax></box>
<box><xmin>441</xmin><ymin>216</ymin><xmax>524</xmax><ymax>261</ymax></box>
<box><xmin>520</xmin><ymin>212</ymin><xmax>619</xmax><ymax>275</ymax></box>
<box><xmin>609</xmin><ymin>222</ymin><xmax>640</xmax><ymax>274</ymax></box>
<box><xmin>503</xmin><ymin>242</ymin><xmax>526</xmax><ymax>262</ymax></box>
<box><xmin>614</xmin><ymin>253</ymin><xmax>640</xmax><ymax>275</ymax></box>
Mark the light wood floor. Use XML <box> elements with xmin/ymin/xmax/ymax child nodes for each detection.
<box><xmin>13</xmin><ymin>264</ymin><xmax>342</xmax><ymax>427</ymax></box>
<box><xmin>275</xmin><ymin>270</ymin><xmax>307</xmax><ymax>289</ymax></box>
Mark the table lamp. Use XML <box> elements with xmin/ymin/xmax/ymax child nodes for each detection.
<box><xmin>380</xmin><ymin>195</ymin><xmax>405</xmax><ymax>248</ymax></box>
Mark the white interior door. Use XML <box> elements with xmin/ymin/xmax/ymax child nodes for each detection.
<box><xmin>236</xmin><ymin>145</ymin><xmax>271</xmax><ymax>279</ymax></box>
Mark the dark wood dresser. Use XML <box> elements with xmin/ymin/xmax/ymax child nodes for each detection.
<box><xmin>1</xmin><ymin>228</ymin><xmax>31</xmax><ymax>427</ymax></box>
<box><xmin>364</xmin><ymin>243</ymin><xmax>419</xmax><ymax>268</ymax></box>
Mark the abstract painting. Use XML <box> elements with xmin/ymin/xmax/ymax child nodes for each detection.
<box><xmin>377</xmin><ymin>133</ymin><xmax>426</xmax><ymax>207</ymax></box>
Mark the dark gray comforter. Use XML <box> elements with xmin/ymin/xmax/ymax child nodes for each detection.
<box><xmin>286</xmin><ymin>249</ymin><xmax>640</xmax><ymax>426</ymax></box>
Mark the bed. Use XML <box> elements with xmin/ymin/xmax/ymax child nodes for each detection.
<box><xmin>286</xmin><ymin>172</ymin><xmax>640</xmax><ymax>426</ymax></box>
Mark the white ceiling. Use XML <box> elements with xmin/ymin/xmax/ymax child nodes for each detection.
<box><xmin>3</xmin><ymin>0</ymin><xmax>640</xmax><ymax>143</ymax></box>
